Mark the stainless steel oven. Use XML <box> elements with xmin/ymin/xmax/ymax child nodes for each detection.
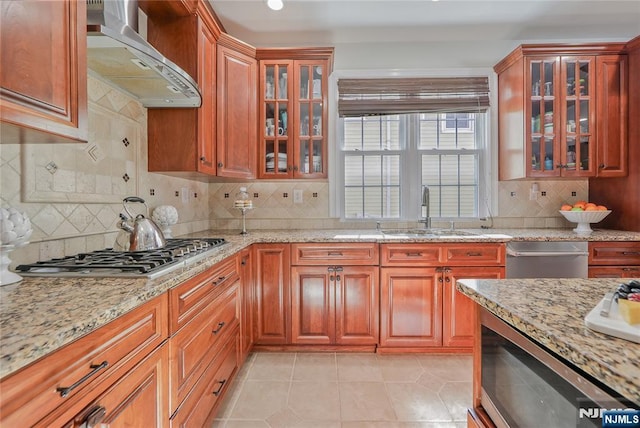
<box><xmin>480</xmin><ymin>308</ymin><xmax>634</xmax><ymax>428</ymax></box>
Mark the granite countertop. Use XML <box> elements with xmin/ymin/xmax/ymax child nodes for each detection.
<box><xmin>1</xmin><ymin>227</ymin><xmax>639</xmax><ymax>379</ymax></box>
<box><xmin>456</xmin><ymin>277</ymin><xmax>640</xmax><ymax>405</ymax></box>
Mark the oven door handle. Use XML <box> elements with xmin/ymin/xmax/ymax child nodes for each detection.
<box><xmin>506</xmin><ymin>248</ymin><xmax>589</xmax><ymax>257</ymax></box>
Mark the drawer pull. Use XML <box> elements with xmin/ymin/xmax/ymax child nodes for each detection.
<box><xmin>82</xmin><ymin>405</ymin><xmax>107</xmax><ymax>428</ymax></box>
<box><xmin>56</xmin><ymin>360</ymin><xmax>108</xmax><ymax>398</ymax></box>
<box><xmin>212</xmin><ymin>379</ymin><xmax>227</xmax><ymax>396</ymax></box>
<box><xmin>405</xmin><ymin>252</ymin><xmax>422</xmax><ymax>257</ymax></box>
<box><xmin>212</xmin><ymin>322</ymin><xmax>225</xmax><ymax>335</ymax></box>
<box><xmin>327</xmin><ymin>251</ymin><xmax>343</xmax><ymax>256</ymax></box>
<box><xmin>622</xmin><ymin>252</ymin><xmax>640</xmax><ymax>256</ymax></box>
<box><xmin>623</xmin><ymin>268</ymin><xmax>639</xmax><ymax>271</ymax></box>
<box><xmin>212</xmin><ymin>276</ymin><xmax>226</xmax><ymax>286</ymax></box>
<box><xmin>466</xmin><ymin>252</ymin><xmax>483</xmax><ymax>257</ymax></box>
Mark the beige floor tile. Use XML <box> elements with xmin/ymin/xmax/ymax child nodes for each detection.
<box><xmin>415</xmin><ymin>355</ymin><xmax>472</xmax><ymax>382</ymax></box>
<box><xmin>385</xmin><ymin>382</ymin><xmax>454</xmax><ymax>422</ymax></box>
<box><xmin>220</xmin><ymin>421</ymin><xmax>270</xmax><ymax>427</ymax></box>
<box><xmin>266</xmin><ymin>408</ymin><xmax>341</xmax><ymax>428</ymax></box>
<box><xmin>377</xmin><ymin>354</ymin><xmax>424</xmax><ymax>382</ymax></box>
<box><xmin>229</xmin><ymin>380</ymin><xmax>290</xmax><ymax>420</ymax></box>
<box><xmin>437</xmin><ymin>381</ymin><xmax>472</xmax><ymax>421</ymax></box>
<box><xmin>246</xmin><ymin>352</ymin><xmax>295</xmax><ymax>381</ymax></box>
<box><xmin>339</xmin><ymin>381</ymin><xmax>397</xmax><ymax>421</ymax></box>
<box><xmin>215</xmin><ymin>378</ymin><xmax>245</xmax><ymax>419</ymax></box>
<box><xmin>292</xmin><ymin>352</ymin><xmax>338</xmax><ymax>381</ymax></box>
<box><xmin>288</xmin><ymin>381</ymin><xmax>341</xmax><ymax>421</ymax></box>
<box><xmin>337</xmin><ymin>353</ymin><xmax>384</xmax><ymax>382</ymax></box>
<box><xmin>342</xmin><ymin>423</ymin><xmax>463</xmax><ymax>428</ymax></box>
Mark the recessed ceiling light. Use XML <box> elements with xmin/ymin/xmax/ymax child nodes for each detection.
<box><xmin>267</xmin><ymin>0</ymin><xmax>284</xmax><ymax>11</ymax></box>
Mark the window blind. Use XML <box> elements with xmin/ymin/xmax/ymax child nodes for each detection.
<box><xmin>337</xmin><ymin>77</ymin><xmax>490</xmax><ymax>117</ymax></box>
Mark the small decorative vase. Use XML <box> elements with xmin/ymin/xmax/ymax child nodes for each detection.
<box><xmin>0</xmin><ymin>245</ymin><xmax>22</xmax><ymax>285</ymax></box>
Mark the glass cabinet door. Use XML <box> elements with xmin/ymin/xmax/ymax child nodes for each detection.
<box><xmin>561</xmin><ymin>57</ymin><xmax>595</xmax><ymax>176</ymax></box>
<box><xmin>295</xmin><ymin>63</ymin><xmax>326</xmax><ymax>177</ymax></box>
<box><xmin>262</xmin><ymin>62</ymin><xmax>291</xmax><ymax>176</ymax></box>
<box><xmin>527</xmin><ymin>58</ymin><xmax>559</xmax><ymax>176</ymax></box>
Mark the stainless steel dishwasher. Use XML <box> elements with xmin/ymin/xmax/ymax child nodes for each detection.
<box><xmin>506</xmin><ymin>241</ymin><xmax>589</xmax><ymax>278</ymax></box>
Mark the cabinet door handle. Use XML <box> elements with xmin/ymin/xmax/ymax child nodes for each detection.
<box><xmin>336</xmin><ymin>275</ymin><xmax>341</xmax><ymax>282</ymax></box>
<box><xmin>212</xmin><ymin>321</ymin><xmax>225</xmax><ymax>335</ymax></box>
<box><xmin>288</xmin><ymin>166</ymin><xmax>293</xmax><ymax>171</ymax></box>
<box><xmin>438</xmin><ymin>275</ymin><xmax>443</xmax><ymax>283</ymax></box>
<box><xmin>212</xmin><ymin>379</ymin><xmax>227</xmax><ymax>396</ymax></box>
<box><xmin>327</xmin><ymin>251</ymin><xmax>343</xmax><ymax>256</ymax></box>
<box><xmin>82</xmin><ymin>405</ymin><xmax>107</xmax><ymax>428</ymax></box>
<box><xmin>405</xmin><ymin>252</ymin><xmax>422</xmax><ymax>257</ymax></box>
<box><xmin>599</xmin><ymin>164</ymin><xmax>606</xmax><ymax>169</ymax></box>
<box><xmin>445</xmin><ymin>276</ymin><xmax>451</xmax><ymax>282</ymax></box>
<box><xmin>212</xmin><ymin>276</ymin><xmax>226</xmax><ymax>286</ymax></box>
<box><xmin>329</xmin><ymin>275</ymin><xmax>335</xmax><ymax>281</ymax></box>
<box><xmin>200</xmin><ymin>156</ymin><xmax>207</xmax><ymax>162</ymax></box>
<box><xmin>241</xmin><ymin>257</ymin><xmax>247</xmax><ymax>266</ymax></box>
<box><xmin>217</xmin><ymin>162</ymin><xmax>223</xmax><ymax>168</ymax></box>
<box><xmin>56</xmin><ymin>361</ymin><xmax>108</xmax><ymax>398</ymax></box>
<box><xmin>622</xmin><ymin>252</ymin><xmax>640</xmax><ymax>256</ymax></box>
<box><xmin>293</xmin><ymin>165</ymin><xmax>299</xmax><ymax>171</ymax></box>
<box><xmin>466</xmin><ymin>252</ymin><xmax>483</xmax><ymax>257</ymax></box>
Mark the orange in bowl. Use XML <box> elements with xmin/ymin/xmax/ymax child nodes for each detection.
<box><xmin>596</xmin><ymin>205</ymin><xmax>608</xmax><ymax>211</ymax></box>
<box><xmin>573</xmin><ymin>201</ymin><xmax>587</xmax><ymax>209</ymax></box>
<box><xmin>560</xmin><ymin>204</ymin><xmax>573</xmax><ymax>211</ymax></box>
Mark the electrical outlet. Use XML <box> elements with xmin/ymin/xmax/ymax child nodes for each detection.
<box><xmin>181</xmin><ymin>187</ymin><xmax>190</xmax><ymax>204</ymax></box>
<box><xmin>293</xmin><ymin>189</ymin><xmax>303</xmax><ymax>204</ymax></box>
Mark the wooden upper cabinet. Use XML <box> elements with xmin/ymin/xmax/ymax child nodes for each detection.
<box><xmin>595</xmin><ymin>55</ymin><xmax>628</xmax><ymax>177</ymax></box>
<box><xmin>0</xmin><ymin>0</ymin><xmax>88</xmax><ymax>144</ymax></box>
<box><xmin>256</xmin><ymin>48</ymin><xmax>333</xmax><ymax>179</ymax></box>
<box><xmin>216</xmin><ymin>35</ymin><xmax>257</xmax><ymax>179</ymax></box>
<box><xmin>494</xmin><ymin>44</ymin><xmax>627</xmax><ymax>180</ymax></box>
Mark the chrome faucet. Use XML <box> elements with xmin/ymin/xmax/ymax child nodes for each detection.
<box><xmin>420</xmin><ymin>185</ymin><xmax>431</xmax><ymax>229</ymax></box>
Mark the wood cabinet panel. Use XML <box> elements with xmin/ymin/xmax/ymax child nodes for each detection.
<box><xmin>169</xmin><ymin>255</ymin><xmax>239</xmax><ymax>334</ymax></box>
<box><xmin>0</xmin><ymin>295</ymin><xmax>168</xmax><ymax>427</ymax></box>
<box><xmin>0</xmin><ymin>0</ymin><xmax>87</xmax><ymax>144</ymax></box>
<box><xmin>595</xmin><ymin>55</ymin><xmax>628</xmax><ymax>177</ymax></box>
<box><xmin>254</xmin><ymin>244</ymin><xmax>291</xmax><ymax>345</ymax></box>
<box><xmin>442</xmin><ymin>267</ymin><xmax>504</xmax><ymax>348</ymax></box>
<box><xmin>443</xmin><ymin>244</ymin><xmax>506</xmax><ymax>266</ymax></box>
<box><xmin>380</xmin><ymin>267</ymin><xmax>442</xmax><ymax>347</ymax></box>
<box><xmin>42</xmin><ymin>344</ymin><xmax>169</xmax><ymax>428</ymax></box>
<box><xmin>292</xmin><ymin>243</ymin><xmax>379</xmax><ymax>265</ymax></box>
<box><xmin>589</xmin><ymin>266</ymin><xmax>640</xmax><ymax>278</ymax></box>
<box><xmin>239</xmin><ymin>248</ymin><xmax>254</xmax><ymax>362</ymax></box>
<box><xmin>381</xmin><ymin>243</ymin><xmax>505</xmax><ymax>267</ymax></box>
<box><xmin>169</xmin><ymin>283</ymin><xmax>239</xmax><ymax>413</ymax></box>
<box><xmin>217</xmin><ymin>38</ymin><xmax>257</xmax><ymax>179</ymax></box>
<box><xmin>196</xmin><ymin>15</ymin><xmax>218</xmax><ymax>175</ymax></box>
<box><xmin>381</xmin><ymin>244</ymin><xmax>442</xmax><ymax>266</ymax></box>
<box><xmin>588</xmin><ymin>241</ymin><xmax>640</xmax><ymax>265</ymax></box>
<box><xmin>170</xmin><ymin>330</ymin><xmax>238</xmax><ymax>428</ymax></box>
<box><xmin>335</xmin><ymin>266</ymin><xmax>379</xmax><ymax>345</ymax></box>
<box><xmin>291</xmin><ymin>266</ymin><xmax>333</xmax><ymax>344</ymax></box>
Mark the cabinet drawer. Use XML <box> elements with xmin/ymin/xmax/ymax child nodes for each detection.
<box><xmin>169</xmin><ymin>255</ymin><xmax>239</xmax><ymax>333</ymax></box>
<box><xmin>442</xmin><ymin>244</ymin><xmax>505</xmax><ymax>266</ymax></box>
<box><xmin>170</xmin><ymin>330</ymin><xmax>239</xmax><ymax>428</ymax></box>
<box><xmin>169</xmin><ymin>282</ymin><xmax>239</xmax><ymax>413</ymax></box>
<box><xmin>291</xmin><ymin>243</ymin><xmax>379</xmax><ymax>265</ymax></box>
<box><xmin>588</xmin><ymin>266</ymin><xmax>640</xmax><ymax>278</ymax></box>
<box><xmin>380</xmin><ymin>244</ymin><xmax>442</xmax><ymax>266</ymax></box>
<box><xmin>0</xmin><ymin>294</ymin><xmax>168</xmax><ymax>427</ymax></box>
<box><xmin>589</xmin><ymin>242</ymin><xmax>640</xmax><ymax>265</ymax></box>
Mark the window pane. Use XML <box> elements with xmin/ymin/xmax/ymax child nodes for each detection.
<box><xmin>363</xmin><ymin>156</ymin><xmax>381</xmax><ymax>185</ymax></box>
<box><xmin>382</xmin><ymin>155</ymin><xmax>400</xmax><ymax>186</ymax></box>
<box><xmin>383</xmin><ymin>187</ymin><xmax>401</xmax><ymax>218</ymax></box>
<box><xmin>344</xmin><ymin>187</ymin><xmax>364</xmax><ymax>218</ymax></box>
<box><xmin>344</xmin><ymin>155</ymin><xmax>363</xmax><ymax>186</ymax></box>
<box><xmin>344</xmin><ymin>118</ymin><xmax>364</xmax><ymax>150</ymax></box>
<box><xmin>364</xmin><ymin>187</ymin><xmax>382</xmax><ymax>218</ymax></box>
<box><xmin>421</xmin><ymin>154</ymin><xmax>478</xmax><ymax>217</ymax></box>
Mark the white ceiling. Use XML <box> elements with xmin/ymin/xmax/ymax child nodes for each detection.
<box><xmin>210</xmin><ymin>0</ymin><xmax>640</xmax><ymax>47</ymax></box>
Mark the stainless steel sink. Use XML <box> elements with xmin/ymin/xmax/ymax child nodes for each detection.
<box><xmin>380</xmin><ymin>229</ymin><xmax>478</xmax><ymax>237</ymax></box>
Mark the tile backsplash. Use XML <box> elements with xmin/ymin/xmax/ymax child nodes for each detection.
<box><xmin>0</xmin><ymin>77</ymin><xmax>588</xmax><ymax>266</ymax></box>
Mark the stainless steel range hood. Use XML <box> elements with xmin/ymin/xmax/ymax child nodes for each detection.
<box><xmin>86</xmin><ymin>0</ymin><xmax>201</xmax><ymax>108</ymax></box>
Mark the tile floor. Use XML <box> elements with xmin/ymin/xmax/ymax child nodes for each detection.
<box><xmin>213</xmin><ymin>352</ymin><xmax>472</xmax><ymax>427</ymax></box>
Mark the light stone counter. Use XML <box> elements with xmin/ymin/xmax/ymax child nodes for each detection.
<box><xmin>1</xmin><ymin>228</ymin><xmax>639</xmax><ymax>379</ymax></box>
<box><xmin>456</xmin><ymin>277</ymin><xmax>640</xmax><ymax>405</ymax></box>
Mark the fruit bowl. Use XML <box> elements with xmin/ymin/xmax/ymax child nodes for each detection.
<box><xmin>559</xmin><ymin>210</ymin><xmax>612</xmax><ymax>235</ymax></box>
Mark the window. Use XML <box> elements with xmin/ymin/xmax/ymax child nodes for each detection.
<box><xmin>336</xmin><ymin>76</ymin><xmax>491</xmax><ymax>221</ymax></box>
<box><xmin>340</xmin><ymin>112</ymin><xmax>486</xmax><ymax>220</ymax></box>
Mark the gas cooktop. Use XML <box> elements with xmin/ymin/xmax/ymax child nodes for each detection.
<box><xmin>15</xmin><ymin>238</ymin><xmax>227</xmax><ymax>279</ymax></box>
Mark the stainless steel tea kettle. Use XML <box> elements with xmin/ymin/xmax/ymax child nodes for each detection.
<box><xmin>114</xmin><ymin>197</ymin><xmax>166</xmax><ymax>251</ymax></box>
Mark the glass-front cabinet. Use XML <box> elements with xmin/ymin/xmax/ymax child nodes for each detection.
<box><xmin>526</xmin><ymin>56</ymin><xmax>595</xmax><ymax>177</ymax></box>
<box><xmin>496</xmin><ymin>44</ymin><xmax>626</xmax><ymax>181</ymax></box>
<box><xmin>258</xmin><ymin>53</ymin><xmax>330</xmax><ymax>179</ymax></box>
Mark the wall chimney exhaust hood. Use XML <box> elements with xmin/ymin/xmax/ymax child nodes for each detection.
<box><xmin>86</xmin><ymin>0</ymin><xmax>201</xmax><ymax>108</ymax></box>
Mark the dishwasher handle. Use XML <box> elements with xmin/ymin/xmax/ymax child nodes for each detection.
<box><xmin>506</xmin><ymin>248</ymin><xmax>589</xmax><ymax>257</ymax></box>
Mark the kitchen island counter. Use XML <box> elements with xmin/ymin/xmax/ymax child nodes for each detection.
<box><xmin>456</xmin><ymin>277</ymin><xmax>640</xmax><ymax>405</ymax></box>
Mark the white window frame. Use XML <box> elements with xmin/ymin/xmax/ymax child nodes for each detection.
<box><xmin>329</xmin><ymin>68</ymin><xmax>497</xmax><ymax>223</ymax></box>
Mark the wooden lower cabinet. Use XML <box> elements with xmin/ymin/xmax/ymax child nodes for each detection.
<box><xmin>253</xmin><ymin>243</ymin><xmax>291</xmax><ymax>345</ymax></box>
<box><xmin>43</xmin><ymin>344</ymin><xmax>169</xmax><ymax>427</ymax></box>
<box><xmin>170</xmin><ymin>329</ymin><xmax>239</xmax><ymax>428</ymax></box>
<box><xmin>380</xmin><ymin>267</ymin><xmax>442</xmax><ymax>348</ymax></box>
<box><xmin>588</xmin><ymin>241</ymin><xmax>640</xmax><ymax>278</ymax></box>
<box><xmin>239</xmin><ymin>248</ymin><xmax>254</xmax><ymax>362</ymax></box>
<box><xmin>380</xmin><ymin>243</ymin><xmax>505</xmax><ymax>351</ymax></box>
<box><xmin>291</xmin><ymin>265</ymin><xmax>379</xmax><ymax>346</ymax></box>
